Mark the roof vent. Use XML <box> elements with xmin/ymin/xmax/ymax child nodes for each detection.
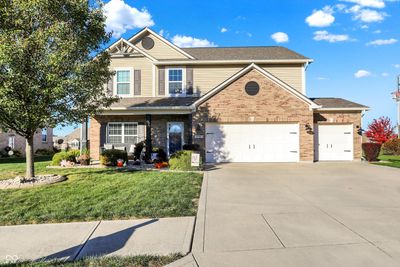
<box><xmin>245</xmin><ymin>81</ymin><xmax>260</xmax><ymax>96</ymax></box>
<box><xmin>141</xmin><ymin>36</ymin><xmax>155</xmax><ymax>50</ymax></box>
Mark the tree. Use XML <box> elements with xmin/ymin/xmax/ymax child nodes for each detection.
<box><xmin>0</xmin><ymin>0</ymin><xmax>117</xmax><ymax>178</ymax></box>
<box><xmin>365</xmin><ymin>117</ymin><xmax>397</xmax><ymax>144</ymax></box>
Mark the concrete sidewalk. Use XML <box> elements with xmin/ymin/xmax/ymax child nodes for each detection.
<box><xmin>0</xmin><ymin>217</ymin><xmax>195</xmax><ymax>264</ymax></box>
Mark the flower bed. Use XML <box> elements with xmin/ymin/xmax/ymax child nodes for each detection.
<box><xmin>0</xmin><ymin>174</ymin><xmax>67</xmax><ymax>189</ymax></box>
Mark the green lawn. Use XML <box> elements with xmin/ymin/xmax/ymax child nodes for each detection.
<box><xmin>0</xmin><ymin>157</ymin><xmax>202</xmax><ymax>226</ymax></box>
<box><xmin>375</xmin><ymin>155</ymin><xmax>400</xmax><ymax>168</ymax></box>
<box><xmin>2</xmin><ymin>254</ymin><xmax>181</xmax><ymax>267</ymax></box>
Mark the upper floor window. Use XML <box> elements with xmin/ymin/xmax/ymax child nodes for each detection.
<box><xmin>168</xmin><ymin>68</ymin><xmax>184</xmax><ymax>95</ymax></box>
<box><xmin>41</xmin><ymin>128</ymin><xmax>47</xmax><ymax>143</ymax></box>
<box><xmin>116</xmin><ymin>70</ymin><xmax>131</xmax><ymax>96</ymax></box>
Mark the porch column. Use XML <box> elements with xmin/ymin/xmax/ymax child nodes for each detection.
<box><xmin>188</xmin><ymin>113</ymin><xmax>193</xmax><ymax>145</ymax></box>
<box><xmin>145</xmin><ymin>114</ymin><xmax>152</xmax><ymax>160</ymax></box>
<box><xmin>80</xmin><ymin>117</ymin><xmax>88</xmax><ymax>153</ymax></box>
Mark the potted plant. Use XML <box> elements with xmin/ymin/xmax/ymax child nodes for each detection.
<box><xmin>77</xmin><ymin>148</ymin><xmax>90</xmax><ymax>165</ymax></box>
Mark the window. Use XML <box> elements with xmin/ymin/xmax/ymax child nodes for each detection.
<box><xmin>168</xmin><ymin>69</ymin><xmax>184</xmax><ymax>95</ymax></box>
<box><xmin>107</xmin><ymin>123</ymin><xmax>138</xmax><ymax>144</ymax></box>
<box><xmin>8</xmin><ymin>136</ymin><xmax>15</xmax><ymax>149</ymax></box>
<box><xmin>41</xmin><ymin>128</ymin><xmax>47</xmax><ymax>143</ymax></box>
<box><xmin>116</xmin><ymin>70</ymin><xmax>131</xmax><ymax>95</ymax></box>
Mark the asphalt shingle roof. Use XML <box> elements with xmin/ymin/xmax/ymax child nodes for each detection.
<box><xmin>110</xmin><ymin>97</ymin><xmax>199</xmax><ymax>109</ymax></box>
<box><xmin>181</xmin><ymin>46</ymin><xmax>310</xmax><ymax>61</ymax></box>
<box><xmin>311</xmin><ymin>98</ymin><xmax>369</xmax><ymax>109</ymax></box>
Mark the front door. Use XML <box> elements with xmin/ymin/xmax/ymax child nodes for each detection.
<box><xmin>168</xmin><ymin>122</ymin><xmax>184</xmax><ymax>155</ymax></box>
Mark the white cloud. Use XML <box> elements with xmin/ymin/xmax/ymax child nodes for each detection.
<box><xmin>341</xmin><ymin>0</ymin><xmax>385</xmax><ymax>8</ymax></box>
<box><xmin>172</xmin><ymin>35</ymin><xmax>217</xmax><ymax>48</ymax></box>
<box><xmin>394</xmin><ymin>64</ymin><xmax>400</xmax><ymax>68</ymax></box>
<box><xmin>373</xmin><ymin>29</ymin><xmax>382</xmax><ymax>33</ymax></box>
<box><xmin>354</xmin><ymin>70</ymin><xmax>372</xmax><ymax>78</ymax></box>
<box><xmin>271</xmin><ymin>32</ymin><xmax>289</xmax><ymax>43</ymax></box>
<box><xmin>220</xmin><ymin>27</ymin><xmax>228</xmax><ymax>33</ymax></box>
<box><xmin>305</xmin><ymin>6</ymin><xmax>335</xmax><ymax>27</ymax></box>
<box><xmin>247</xmin><ymin>32</ymin><xmax>253</xmax><ymax>37</ymax></box>
<box><xmin>104</xmin><ymin>0</ymin><xmax>154</xmax><ymax>38</ymax></box>
<box><xmin>313</xmin><ymin>31</ymin><xmax>350</xmax><ymax>42</ymax></box>
<box><xmin>317</xmin><ymin>77</ymin><xmax>329</xmax><ymax>80</ymax></box>
<box><xmin>382</xmin><ymin>72</ymin><xmax>390</xmax><ymax>77</ymax></box>
<box><xmin>347</xmin><ymin>5</ymin><xmax>386</xmax><ymax>22</ymax></box>
<box><xmin>366</xmin><ymin>38</ymin><xmax>397</xmax><ymax>45</ymax></box>
<box><xmin>361</xmin><ymin>24</ymin><xmax>369</xmax><ymax>29</ymax></box>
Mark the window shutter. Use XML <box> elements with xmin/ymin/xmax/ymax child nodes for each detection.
<box><xmin>134</xmin><ymin>70</ymin><xmax>141</xmax><ymax>96</ymax></box>
<box><xmin>138</xmin><ymin>123</ymin><xmax>146</xmax><ymax>142</ymax></box>
<box><xmin>158</xmin><ymin>68</ymin><xmax>165</xmax><ymax>96</ymax></box>
<box><xmin>100</xmin><ymin>123</ymin><xmax>107</xmax><ymax>146</ymax></box>
<box><xmin>107</xmin><ymin>76</ymin><xmax>114</xmax><ymax>96</ymax></box>
<box><xmin>186</xmin><ymin>68</ymin><xmax>194</xmax><ymax>95</ymax></box>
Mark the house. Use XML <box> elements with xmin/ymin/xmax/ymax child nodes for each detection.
<box><xmin>53</xmin><ymin>128</ymin><xmax>81</xmax><ymax>150</ymax></box>
<box><xmin>0</xmin><ymin>128</ymin><xmax>53</xmax><ymax>155</ymax></box>
<box><xmin>88</xmin><ymin>27</ymin><xmax>369</xmax><ymax>163</ymax></box>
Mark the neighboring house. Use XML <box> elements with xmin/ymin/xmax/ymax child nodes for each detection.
<box><xmin>54</xmin><ymin>128</ymin><xmax>81</xmax><ymax>150</ymax></box>
<box><xmin>0</xmin><ymin>128</ymin><xmax>53</xmax><ymax>155</ymax></box>
<box><xmin>89</xmin><ymin>27</ymin><xmax>369</xmax><ymax>163</ymax></box>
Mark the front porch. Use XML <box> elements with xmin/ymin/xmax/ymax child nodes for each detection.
<box><xmin>89</xmin><ymin>114</ymin><xmax>193</xmax><ymax>160</ymax></box>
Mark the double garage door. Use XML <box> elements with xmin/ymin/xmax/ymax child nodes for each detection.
<box><xmin>205</xmin><ymin>123</ymin><xmax>300</xmax><ymax>163</ymax></box>
<box><xmin>205</xmin><ymin>123</ymin><xmax>354</xmax><ymax>163</ymax></box>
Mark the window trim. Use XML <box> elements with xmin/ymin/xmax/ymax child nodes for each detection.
<box><xmin>166</xmin><ymin>67</ymin><xmax>186</xmax><ymax>97</ymax></box>
<box><xmin>114</xmin><ymin>67</ymin><xmax>134</xmax><ymax>97</ymax></box>
<box><xmin>107</xmin><ymin>122</ymin><xmax>139</xmax><ymax>144</ymax></box>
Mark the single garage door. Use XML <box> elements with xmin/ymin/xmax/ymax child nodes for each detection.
<box><xmin>315</xmin><ymin>124</ymin><xmax>353</xmax><ymax>161</ymax></box>
<box><xmin>205</xmin><ymin>123</ymin><xmax>300</xmax><ymax>163</ymax></box>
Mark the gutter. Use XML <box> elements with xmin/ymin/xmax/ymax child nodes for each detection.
<box><xmin>315</xmin><ymin>107</ymin><xmax>370</xmax><ymax>111</ymax></box>
<box><xmin>154</xmin><ymin>59</ymin><xmax>314</xmax><ymax>66</ymax></box>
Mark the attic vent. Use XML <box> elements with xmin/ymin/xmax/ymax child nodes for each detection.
<box><xmin>141</xmin><ymin>36</ymin><xmax>155</xmax><ymax>50</ymax></box>
<box><xmin>245</xmin><ymin>81</ymin><xmax>260</xmax><ymax>96</ymax></box>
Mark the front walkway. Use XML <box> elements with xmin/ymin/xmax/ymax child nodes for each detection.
<box><xmin>0</xmin><ymin>217</ymin><xmax>194</xmax><ymax>264</ymax></box>
<box><xmin>186</xmin><ymin>162</ymin><xmax>400</xmax><ymax>267</ymax></box>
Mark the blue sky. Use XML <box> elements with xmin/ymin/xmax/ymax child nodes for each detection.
<box><xmin>55</xmin><ymin>0</ymin><xmax>400</xmax><ymax>136</ymax></box>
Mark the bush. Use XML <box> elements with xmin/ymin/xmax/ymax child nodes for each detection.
<box><xmin>52</xmin><ymin>150</ymin><xmax>80</xmax><ymax>166</ymax></box>
<box><xmin>133</xmin><ymin>141</ymin><xmax>145</xmax><ymax>160</ymax></box>
<box><xmin>169</xmin><ymin>150</ymin><xmax>202</xmax><ymax>171</ymax></box>
<box><xmin>182</xmin><ymin>144</ymin><xmax>200</xmax><ymax>151</ymax></box>
<box><xmin>100</xmin><ymin>149</ymin><xmax>128</xmax><ymax>166</ymax></box>
<box><xmin>382</xmin><ymin>138</ymin><xmax>400</xmax><ymax>155</ymax></box>
<box><xmin>35</xmin><ymin>148</ymin><xmax>54</xmax><ymax>156</ymax></box>
<box><xmin>362</xmin><ymin>143</ymin><xmax>381</xmax><ymax>162</ymax></box>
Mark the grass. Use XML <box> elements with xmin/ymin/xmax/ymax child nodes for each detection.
<box><xmin>1</xmin><ymin>254</ymin><xmax>182</xmax><ymax>267</ymax></box>
<box><xmin>375</xmin><ymin>154</ymin><xmax>400</xmax><ymax>168</ymax></box>
<box><xmin>0</xmin><ymin>157</ymin><xmax>203</xmax><ymax>225</ymax></box>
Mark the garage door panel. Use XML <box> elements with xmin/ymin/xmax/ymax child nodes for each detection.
<box><xmin>205</xmin><ymin>123</ymin><xmax>299</xmax><ymax>163</ymax></box>
<box><xmin>315</xmin><ymin>124</ymin><xmax>353</xmax><ymax>161</ymax></box>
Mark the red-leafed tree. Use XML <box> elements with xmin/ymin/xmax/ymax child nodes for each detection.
<box><xmin>365</xmin><ymin>117</ymin><xmax>397</xmax><ymax>144</ymax></box>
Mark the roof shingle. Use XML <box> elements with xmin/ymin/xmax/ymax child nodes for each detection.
<box><xmin>311</xmin><ymin>98</ymin><xmax>369</xmax><ymax>109</ymax></box>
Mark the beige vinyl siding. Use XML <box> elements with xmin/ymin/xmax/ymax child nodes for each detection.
<box><xmin>133</xmin><ymin>33</ymin><xmax>188</xmax><ymax>60</ymax></box>
<box><xmin>190</xmin><ymin>64</ymin><xmax>304</xmax><ymax>95</ymax></box>
<box><xmin>192</xmin><ymin>65</ymin><xmax>243</xmax><ymax>95</ymax></box>
<box><xmin>261</xmin><ymin>64</ymin><xmax>304</xmax><ymax>93</ymax></box>
<box><xmin>110</xmin><ymin>56</ymin><xmax>154</xmax><ymax>97</ymax></box>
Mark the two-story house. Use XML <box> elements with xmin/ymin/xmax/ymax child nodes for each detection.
<box><xmin>89</xmin><ymin>27</ymin><xmax>369</xmax><ymax>163</ymax></box>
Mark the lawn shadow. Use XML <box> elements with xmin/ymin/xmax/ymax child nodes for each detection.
<box><xmin>37</xmin><ymin>219</ymin><xmax>158</xmax><ymax>262</ymax></box>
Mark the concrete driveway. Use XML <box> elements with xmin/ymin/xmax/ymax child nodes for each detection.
<box><xmin>191</xmin><ymin>162</ymin><xmax>400</xmax><ymax>267</ymax></box>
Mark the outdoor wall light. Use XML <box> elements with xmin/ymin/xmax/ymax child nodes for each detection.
<box><xmin>305</xmin><ymin>123</ymin><xmax>314</xmax><ymax>134</ymax></box>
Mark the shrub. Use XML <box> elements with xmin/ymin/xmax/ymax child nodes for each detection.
<box><xmin>362</xmin><ymin>143</ymin><xmax>381</xmax><ymax>162</ymax></box>
<box><xmin>133</xmin><ymin>141</ymin><xmax>145</xmax><ymax>160</ymax></box>
<box><xmin>77</xmin><ymin>148</ymin><xmax>91</xmax><ymax>165</ymax></box>
<box><xmin>52</xmin><ymin>150</ymin><xmax>80</xmax><ymax>166</ymax></box>
<box><xmin>365</xmin><ymin>117</ymin><xmax>397</xmax><ymax>144</ymax></box>
<box><xmin>35</xmin><ymin>148</ymin><xmax>54</xmax><ymax>156</ymax></box>
<box><xmin>152</xmin><ymin>148</ymin><xmax>167</xmax><ymax>163</ymax></box>
<box><xmin>100</xmin><ymin>149</ymin><xmax>128</xmax><ymax>166</ymax></box>
<box><xmin>182</xmin><ymin>144</ymin><xmax>200</xmax><ymax>151</ymax></box>
<box><xmin>382</xmin><ymin>138</ymin><xmax>400</xmax><ymax>155</ymax></box>
<box><xmin>169</xmin><ymin>150</ymin><xmax>202</xmax><ymax>171</ymax></box>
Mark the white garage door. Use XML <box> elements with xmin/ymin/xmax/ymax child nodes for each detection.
<box><xmin>315</xmin><ymin>124</ymin><xmax>353</xmax><ymax>161</ymax></box>
<box><xmin>205</xmin><ymin>123</ymin><xmax>300</xmax><ymax>163</ymax></box>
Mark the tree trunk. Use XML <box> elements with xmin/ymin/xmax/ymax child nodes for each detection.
<box><xmin>25</xmin><ymin>136</ymin><xmax>35</xmax><ymax>178</ymax></box>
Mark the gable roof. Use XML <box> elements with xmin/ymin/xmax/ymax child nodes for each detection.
<box><xmin>182</xmin><ymin>46</ymin><xmax>311</xmax><ymax>61</ymax></box>
<box><xmin>193</xmin><ymin>63</ymin><xmax>320</xmax><ymax>109</ymax></box>
<box><xmin>127</xmin><ymin>27</ymin><xmax>195</xmax><ymax>60</ymax></box>
<box><xmin>311</xmin><ymin>98</ymin><xmax>369</xmax><ymax>111</ymax></box>
<box><xmin>107</xmin><ymin>38</ymin><xmax>157</xmax><ymax>61</ymax></box>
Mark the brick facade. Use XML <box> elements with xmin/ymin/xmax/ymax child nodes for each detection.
<box><xmin>0</xmin><ymin>128</ymin><xmax>53</xmax><ymax>155</ymax></box>
<box><xmin>192</xmin><ymin>69</ymin><xmax>315</xmax><ymax>162</ymax></box>
<box><xmin>314</xmin><ymin>111</ymin><xmax>363</xmax><ymax>160</ymax></box>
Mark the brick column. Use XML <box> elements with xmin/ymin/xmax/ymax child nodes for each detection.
<box><xmin>145</xmin><ymin>114</ymin><xmax>152</xmax><ymax>160</ymax></box>
<box><xmin>89</xmin><ymin>117</ymin><xmax>101</xmax><ymax>160</ymax></box>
